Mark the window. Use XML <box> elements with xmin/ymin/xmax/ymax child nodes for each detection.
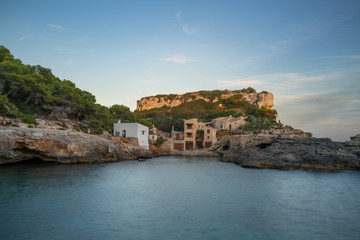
<box><xmin>207</xmin><ymin>129</ymin><xmax>210</xmax><ymax>134</ymax></box>
<box><xmin>142</xmin><ymin>130</ymin><xmax>145</xmax><ymax>135</ymax></box>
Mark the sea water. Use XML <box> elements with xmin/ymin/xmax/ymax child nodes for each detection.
<box><xmin>0</xmin><ymin>156</ymin><xmax>359</xmax><ymax>240</ymax></box>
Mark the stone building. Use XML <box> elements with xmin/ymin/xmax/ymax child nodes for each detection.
<box><xmin>172</xmin><ymin>127</ymin><xmax>185</xmax><ymax>151</ymax></box>
<box><xmin>211</xmin><ymin>116</ymin><xmax>245</xmax><ymax>131</ymax></box>
<box><xmin>183</xmin><ymin>119</ymin><xmax>217</xmax><ymax>150</ymax></box>
<box><xmin>165</xmin><ymin>116</ymin><xmax>246</xmax><ymax>151</ymax></box>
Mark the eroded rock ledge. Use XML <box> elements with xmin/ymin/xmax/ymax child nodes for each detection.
<box><xmin>0</xmin><ymin>128</ymin><xmax>153</xmax><ymax>164</ymax></box>
<box><xmin>137</xmin><ymin>90</ymin><xmax>274</xmax><ymax>111</ymax></box>
<box><xmin>220</xmin><ymin>134</ymin><xmax>360</xmax><ymax>170</ymax></box>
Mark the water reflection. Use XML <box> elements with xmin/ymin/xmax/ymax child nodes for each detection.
<box><xmin>1</xmin><ymin>157</ymin><xmax>360</xmax><ymax>240</ymax></box>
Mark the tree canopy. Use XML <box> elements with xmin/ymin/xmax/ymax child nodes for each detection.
<box><xmin>0</xmin><ymin>45</ymin><xmax>137</xmax><ymax>134</ymax></box>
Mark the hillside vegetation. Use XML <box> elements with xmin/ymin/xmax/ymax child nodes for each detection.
<box><xmin>135</xmin><ymin>91</ymin><xmax>278</xmax><ymax>132</ymax></box>
<box><xmin>145</xmin><ymin>88</ymin><xmax>257</xmax><ymax>102</ymax></box>
<box><xmin>0</xmin><ymin>45</ymin><xmax>137</xmax><ymax>133</ymax></box>
<box><xmin>0</xmin><ymin>45</ymin><xmax>279</xmax><ymax>134</ymax></box>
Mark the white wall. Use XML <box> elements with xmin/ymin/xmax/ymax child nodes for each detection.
<box><xmin>136</xmin><ymin>124</ymin><xmax>149</xmax><ymax>150</ymax></box>
<box><xmin>114</xmin><ymin>123</ymin><xmax>149</xmax><ymax>149</ymax></box>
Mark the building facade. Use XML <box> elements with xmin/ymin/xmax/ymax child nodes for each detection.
<box><xmin>183</xmin><ymin>119</ymin><xmax>217</xmax><ymax>150</ymax></box>
<box><xmin>203</xmin><ymin>126</ymin><xmax>217</xmax><ymax>148</ymax></box>
<box><xmin>172</xmin><ymin>127</ymin><xmax>185</xmax><ymax>151</ymax></box>
<box><xmin>211</xmin><ymin>116</ymin><xmax>245</xmax><ymax>131</ymax></box>
<box><xmin>113</xmin><ymin>120</ymin><xmax>149</xmax><ymax>149</ymax></box>
<box><xmin>165</xmin><ymin>116</ymin><xmax>246</xmax><ymax>151</ymax></box>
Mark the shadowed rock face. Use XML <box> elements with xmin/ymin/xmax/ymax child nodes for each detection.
<box><xmin>220</xmin><ymin>134</ymin><xmax>360</xmax><ymax>170</ymax></box>
<box><xmin>136</xmin><ymin>91</ymin><xmax>274</xmax><ymax>111</ymax></box>
<box><xmin>0</xmin><ymin>128</ymin><xmax>153</xmax><ymax>164</ymax></box>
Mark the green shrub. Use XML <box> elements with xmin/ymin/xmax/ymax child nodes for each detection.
<box><xmin>138</xmin><ymin>118</ymin><xmax>153</xmax><ymax>128</ymax></box>
<box><xmin>80</xmin><ymin>127</ymin><xmax>88</xmax><ymax>134</ymax></box>
<box><xmin>241</xmin><ymin>87</ymin><xmax>256</xmax><ymax>93</ymax></box>
<box><xmin>15</xmin><ymin>111</ymin><xmax>24</xmax><ymax>118</ymax></box>
<box><xmin>22</xmin><ymin>114</ymin><xmax>36</xmax><ymax>124</ymax></box>
<box><xmin>196</xmin><ymin>130</ymin><xmax>204</xmax><ymax>140</ymax></box>
<box><xmin>240</xmin><ymin>116</ymin><xmax>278</xmax><ymax>132</ymax></box>
<box><xmin>285</xmin><ymin>125</ymin><xmax>294</xmax><ymax>130</ymax></box>
<box><xmin>0</xmin><ymin>104</ymin><xmax>7</xmax><ymax>114</ymax></box>
<box><xmin>154</xmin><ymin>137</ymin><xmax>166</xmax><ymax>147</ymax></box>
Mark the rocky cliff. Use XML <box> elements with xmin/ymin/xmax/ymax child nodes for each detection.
<box><xmin>219</xmin><ymin>134</ymin><xmax>360</xmax><ymax>170</ymax></box>
<box><xmin>136</xmin><ymin>90</ymin><xmax>274</xmax><ymax>111</ymax></box>
<box><xmin>0</xmin><ymin>128</ymin><xmax>153</xmax><ymax>164</ymax></box>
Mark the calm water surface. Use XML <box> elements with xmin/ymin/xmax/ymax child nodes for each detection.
<box><xmin>1</xmin><ymin>157</ymin><xmax>359</xmax><ymax>240</ymax></box>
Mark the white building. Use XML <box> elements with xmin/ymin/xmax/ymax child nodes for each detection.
<box><xmin>113</xmin><ymin>120</ymin><xmax>149</xmax><ymax>150</ymax></box>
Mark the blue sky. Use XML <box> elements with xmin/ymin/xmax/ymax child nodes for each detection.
<box><xmin>1</xmin><ymin>0</ymin><xmax>359</xmax><ymax>141</ymax></box>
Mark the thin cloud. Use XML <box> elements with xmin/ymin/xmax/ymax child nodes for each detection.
<box><xmin>314</xmin><ymin>55</ymin><xmax>360</xmax><ymax>60</ymax></box>
<box><xmin>47</xmin><ymin>24</ymin><xmax>67</xmax><ymax>30</ymax></box>
<box><xmin>278</xmin><ymin>38</ymin><xmax>292</xmax><ymax>45</ymax></box>
<box><xmin>17</xmin><ymin>34</ymin><xmax>32</xmax><ymax>41</ymax></box>
<box><xmin>268</xmin><ymin>37</ymin><xmax>294</xmax><ymax>51</ymax></box>
<box><xmin>218</xmin><ymin>73</ymin><xmax>324</xmax><ymax>88</ymax></box>
<box><xmin>137</xmin><ymin>79</ymin><xmax>159</xmax><ymax>85</ymax></box>
<box><xmin>219</xmin><ymin>80</ymin><xmax>263</xmax><ymax>88</ymax></box>
<box><xmin>55</xmin><ymin>45</ymin><xmax>93</xmax><ymax>54</ymax></box>
<box><xmin>176</xmin><ymin>9</ymin><xmax>182</xmax><ymax>19</ymax></box>
<box><xmin>277</xmin><ymin>93</ymin><xmax>347</xmax><ymax>106</ymax></box>
<box><xmin>182</xmin><ymin>25</ymin><xmax>198</xmax><ymax>35</ymax></box>
<box><xmin>65</xmin><ymin>60</ymin><xmax>73</xmax><ymax>67</ymax></box>
<box><xmin>161</xmin><ymin>54</ymin><xmax>194</xmax><ymax>64</ymax></box>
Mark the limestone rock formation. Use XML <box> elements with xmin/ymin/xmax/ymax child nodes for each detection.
<box><xmin>136</xmin><ymin>90</ymin><xmax>274</xmax><ymax>111</ymax></box>
<box><xmin>220</xmin><ymin>134</ymin><xmax>360</xmax><ymax>170</ymax></box>
<box><xmin>256</xmin><ymin>92</ymin><xmax>274</xmax><ymax>109</ymax></box>
<box><xmin>0</xmin><ymin>128</ymin><xmax>153</xmax><ymax>164</ymax></box>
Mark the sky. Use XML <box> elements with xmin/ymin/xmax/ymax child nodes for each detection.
<box><xmin>1</xmin><ymin>0</ymin><xmax>359</xmax><ymax>141</ymax></box>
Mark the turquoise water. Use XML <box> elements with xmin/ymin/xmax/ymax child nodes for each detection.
<box><xmin>0</xmin><ymin>156</ymin><xmax>359</xmax><ymax>240</ymax></box>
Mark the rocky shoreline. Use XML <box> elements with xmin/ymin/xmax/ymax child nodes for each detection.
<box><xmin>1</xmin><ymin>127</ymin><xmax>359</xmax><ymax>170</ymax></box>
<box><xmin>219</xmin><ymin>134</ymin><xmax>360</xmax><ymax>170</ymax></box>
<box><xmin>0</xmin><ymin>127</ymin><xmax>153</xmax><ymax>164</ymax></box>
